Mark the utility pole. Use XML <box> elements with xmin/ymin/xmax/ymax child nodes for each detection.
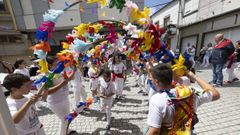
<box><xmin>176</xmin><ymin>0</ymin><xmax>182</xmax><ymax>50</ymax></box>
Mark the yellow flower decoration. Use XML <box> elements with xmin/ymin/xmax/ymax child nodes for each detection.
<box><xmin>87</xmin><ymin>0</ymin><xmax>107</xmax><ymax>7</ymax></box>
<box><xmin>172</xmin><ymin>54</ymin><xmax>187</xmax><ymax>76</ymax></box>
<box><xmin>38</xmin><ymin>59</ymin><xmax>48</xmax><ymax>73</ymax></box>
<box><xmin>90</xmin><ymin>24</ymin><xmax>102</xmax><ymax>33</ymax></box>
<box><xmin>176</xmin><ymin>85</ymin><xmax>192</xmax><ymax>98</ymax></box>
<box><xmin>74</xmin><ymin>23</ymin><xmax>89</xmax><ymax>36</ymax></box>
<box><xmin>140</xmin><ymin>32</ymin><xmax>154</xmax><ymax>51</ymax></box>
<box><xmin>130</xmin><ymin>7</ymin><xmax>150</xmax><ymax>24</ymax></box>
<box><xmin>62</xmin><ymin>42</ymin><xmax>69</xmax><ymax>49</ymax></box>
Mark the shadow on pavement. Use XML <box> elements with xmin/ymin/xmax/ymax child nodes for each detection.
<box><xmin>77</xmin><ymin>117</ymin><xmax>143</xmax><ymax>135</ymax></box>
<box><xmin>37</xmin><ymin>106</ymin><xmax>54</xmax><ymax>116</ymax></box>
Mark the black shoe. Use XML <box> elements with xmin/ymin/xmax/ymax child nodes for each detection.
<box><xmin>138</xmin><ymin>90</ymin><xmax>143</xmax><ymax>93</ymax></box>
<box><xmin>105</xmin><ymin>125</ymin><xmax>111</xmax><ymax>130</ymax></box>
<box><xmin>134</xmin><ymin>84</ymin><xmax>139</xmax><ymax>87</ymax></box>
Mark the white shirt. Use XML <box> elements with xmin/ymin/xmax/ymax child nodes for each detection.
<box><xmin>99</xmin><ymin>78</ymin><xmax>115</xmax><ymax>98</ymax></box>
<box><xmin>110</xmin><ymin>63</ymin><xmax>126</xmax><ymax>74</ymax></box>
<box><xmin>14</xmin><ymin>68</ymin><xmax>30</xmax><ymax>77</ymax></box>
<box><xmin>7</xmin><ymin>96</ymin><xmax>42</xmax><ymax>135</ymax></box>
<box><xmin>147</xmin><ymin>87</ymin><xmax>213</xmax><ymax>128</ymax></box>
<box><xmin>71</xmin><ymin>69</ymin><xmax>82</xmax><ymax>88</ymax></box>
<box><xmin>47</xmin><ymin>74</ymin><xmax>69</xmax><ymax>104</ymax></box>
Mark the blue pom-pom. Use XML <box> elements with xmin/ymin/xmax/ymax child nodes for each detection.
<box><xmin>36</xmin><ymin>30</ymin><xmax>48</xmax><ymax>41</ymax></box>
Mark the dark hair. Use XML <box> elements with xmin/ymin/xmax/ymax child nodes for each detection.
<box><xmin>112</xmin><ymin>54</ymin><xmax>121</xmax><ymax>65</ymax></box>
<box><xmin>150</xmin><ymin>64</ymin><xmax>173</xmax><ymax>86</ymax></box>
<box><xmin>102</xmin><ymin>70</ymin><xmax>111</xmax><ymax>77</ymax></box>
<box><xmin>236</xmin><ymin>40</ymin><xmax>240</xmax><ymax>45</ymax></box>
<box><xmin>46</xmin><ymin>56</ymin><xmax>57</xmax><ymax>67</ymax></box>
<box><xmin>2</xmin><ymin>73</ymin><xmax>30</xmax><ymax>93</ymax></box>
<box><xmin>14</xmin><ymin>59</ymin><xmax>25</xmax><ymax>69</ymax></box>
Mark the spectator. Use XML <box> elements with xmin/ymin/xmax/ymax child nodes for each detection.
<box><xmin>201</xmin><ymin>43</ymin><xmax>213</xmax><ymax>67</ymax></box>
<box><xmin>0</xmin><ymin>60</ymin><xmax>14</xmax><ymax>73</ymax></box>
<box><xmin>14</xmin><ymin>59</ymin><xmax>30</xmax><ymax>77</ymax></box>
<box><xmin>224</xmin><ymin>40</ymin><xmax>240</xmax><ymax>84</ymax></box>
<box><xmin>210</xmin><ymin>33</ymin><xmax>235</xmax><ymax>87</ymax></box>
<box><xmin>29</xmin><ymin>59</ymin><xmax>40</xmax><ymax>77</ymax></box>
<box><xmin>189</xmin><ymin>45</ymin><xmax>196</xmax><ymax>69</ymax></box>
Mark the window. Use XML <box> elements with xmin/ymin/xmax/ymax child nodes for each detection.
<box><xmin>0</xmin><ymin>35</ymin><xmax>8</xmax><ymax>42</ymax></box>
<box><xmin>164</xmin><ymin>16</ymin><xmax>170</xmax><ymax>28</ymax></box>
<box><xmin>0</xmin><ymin>0</ymin><xmax>7</xmax><ymax>12</ymax></box>
<box><xmin>0</xmin><ymin>35</ymin><xmax>23</xmax><ymax>43</ymax></box>
<box><xmin>183</xmin><ymin>0</ymin><xmax>199</xmax><ymax>16</ymax></box>
<box><xmin>8</xmin><ymin>35</ymin><xmax>23</xmax><ymax>43</ymax></box>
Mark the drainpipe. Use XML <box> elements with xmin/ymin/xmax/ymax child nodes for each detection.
<box><xmin>176</xmin><ymin>0</ymin><xmax>182</xmax><ymax>49</ymax></box>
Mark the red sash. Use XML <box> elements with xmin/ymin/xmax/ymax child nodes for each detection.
<box><xmin>112</xmin><ymin>73</ymin><xmax>124</xmax><ymax>82</ymax></box>
<box><xmin>215</xmin><ymin>39</ymin><xmax>232</xmax><ymax>49</ymax></box>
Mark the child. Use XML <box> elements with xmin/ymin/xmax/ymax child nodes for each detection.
<box><xmin>88</xmin><ymin>59</ymin><xmax>100</xmax><ymax>102</ymax></box>
<box><xmin>46</xmin><ymin>56</ymin><xmax>75</xmax><ymax>135</ymax></box>
<box><xmin>70</xmin><ymin>62</ymin><xmax>87</xmax><ymax>105</ymax></box>
<box><xmin>3</xmin><ymin>73</ymin><xmax>46</xmax><ymax>135</ymax></box>
<box><xmin>110</xmin><ymin>54</ymin><xmax>126</xmax><ymax>100</ymax></box>
<box><xmin>99</xmin><ymin>70</ymin><xmax>115</xmax><ymax>130</ymax></box>
<box><xmin>13</xmin><ymin>59</ymin><xmax>30</xmax><ymax>77</ymax></box>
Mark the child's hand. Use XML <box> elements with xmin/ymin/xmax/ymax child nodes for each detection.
<box><xmin>28</xmin><ymin>94</ymin><xmax>40</xmax><ymax>104</ymax></box>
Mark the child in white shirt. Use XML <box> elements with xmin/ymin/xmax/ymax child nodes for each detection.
<box><xmin>70</xmin><ymin>63</ymin><xmax>87</xmax><ymax>105</ymax></box>
<box><xmin>46</xmin><ymin>56</ymin><xmax>75</xmax><ymax>135</ymax></box>
<box><xmin>3</xmin><ymin>73</ymin><xmax>46</xmax><ymax>135</ymax></box>
<box><xmin>99</xmin><ymin>70</ymin><xmax>115</xmax><ymax>130</ymax></box>
<box><xmin>110</xmin><ymin>55</ymin><xmax>126</xmax><ymax>100</ymax></box>
<box><xmin>88</xmin><ymin>60</ymin><xmax>100</xmax><ymax>102</ymax></box>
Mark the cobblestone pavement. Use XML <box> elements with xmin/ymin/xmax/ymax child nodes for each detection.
<box><xmin>38</xmin><ymin>67</ymin><xmax>240</xmax><ymax>135</ymax></box>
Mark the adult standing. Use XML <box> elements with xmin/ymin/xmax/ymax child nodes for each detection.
<box><xmin>210</xmin><ymin>33</ymin><xmax>235</xmax><ymax>87</ymax></box>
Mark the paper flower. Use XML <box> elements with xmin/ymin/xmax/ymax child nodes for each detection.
<box><xmin>62</xmin><ymin>42</ymin><xmax>70</xmax><ymax>49</ymax></box>
<box><xmin>87</xmin><ymin>0</ymin><xmax>107</xmax><ymax>7</ymax></box>
<box><xmin>71</xmin><ymin>38</ymin><xmax>90</xmax><ymax>54</ymax></box>
<box><xmin>31</xmin><ymin>42</ymin><xmax>51</xmax><ymax>52</ymax></box>
<box><xmin>130</xmin><ymin>7</ymin><xmax>150</xmax><ymax>24</ymax></box>
<box><xmin>125</xmin><ymin>0</ymin><xmax>138</xmax><ymax>16</ymax></box>
<box><xmin>172</xmin><ymin>54</ymin><xmax>187</xmax><ymax>76</ymax></box>
<box><xmin>37</xmin><ymin>21</ymin><xmax>55</xmax><ymax>39</ymax></box>
<box><xmin>43</xmin><ymin>9</ymin><xmax>64</xmax><ymax>23</ymax></box>
<box><xmin>38</xmin><ymin>59</ymin><xmax>49</xmax><ymax>73</ymax></box>
<box><xmin>74</xmin><ymin>24</ymin><xmax>89</xmax><ymax>36</ymax></box>
<box><xmin>36</xmin><ymin>30</ymin><xmax>48</xmax><ymax>41</ymax></box>
<box><xmin>34</xmin><ymin>50</ymin><xmax>47</xmax><ymax>59</ymax></box>
<box><xmin>140</xmin><ymin>32</ymin><xmax>154</xmax><ymax>51</ymax></box>
<box><xmin>176</xmin><ymin>85</ymin><xmax>192</xmax><ymax>98</ymax></box>
<box><xmin>109</xmin><ymin>0</ymin><xmax>126</xmax><ymax>12</ymax></box>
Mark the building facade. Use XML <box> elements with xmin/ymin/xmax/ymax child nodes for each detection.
<box><xmin>150</xmin><ymin>0</ymin><xmax>180</xmax><ymax>50</ymax></box>
<box><xmin>151</xmin><ymin>0</ymin><xmax>240</xmax><ymax>56</ymax></box>
<box><xmin>179</xmin><ymin>0</ymin><xmax>240</xmax><ymax>56</ymax></box>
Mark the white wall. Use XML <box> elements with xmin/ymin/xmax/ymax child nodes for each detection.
<box><xmin>151</xmin><ymin>0</ymin><xmax>179</xmax><ymax>26</ymax></box>
<box><xmin>203</xmin><ymin>26</ymin><xmax>240</xmax><ymax>46</ymax></box>
<box><xmin>181</xmin><ymin>0</ymin><xmax>240</xmax><ymax>26</ymax></box>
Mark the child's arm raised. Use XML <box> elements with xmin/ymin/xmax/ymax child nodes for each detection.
<box><xmin>48</xmin><ymin>68</ymin><xmax>76</xmax><ymax>95</ymax></box>
<box><xmin>12</xmin><ymin>94</ymin><xmax>39</xmax><ymax>123</ymax></box>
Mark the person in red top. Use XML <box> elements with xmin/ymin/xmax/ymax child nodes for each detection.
<box><xmin>209</xmin><ymin>33</ymin><xmax>235</xmax><ymax>87</ymax></box>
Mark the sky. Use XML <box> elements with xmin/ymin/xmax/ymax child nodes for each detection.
<box><xmin>144</xmin><ymin>0</ymin><xmax>172</xmax><ymax>15</ymax></box>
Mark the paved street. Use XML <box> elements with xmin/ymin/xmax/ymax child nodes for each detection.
<box><xmin>38</xmin><ymin>66</ymin><xmax>240</xmax><ymax>135</ymax></box>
